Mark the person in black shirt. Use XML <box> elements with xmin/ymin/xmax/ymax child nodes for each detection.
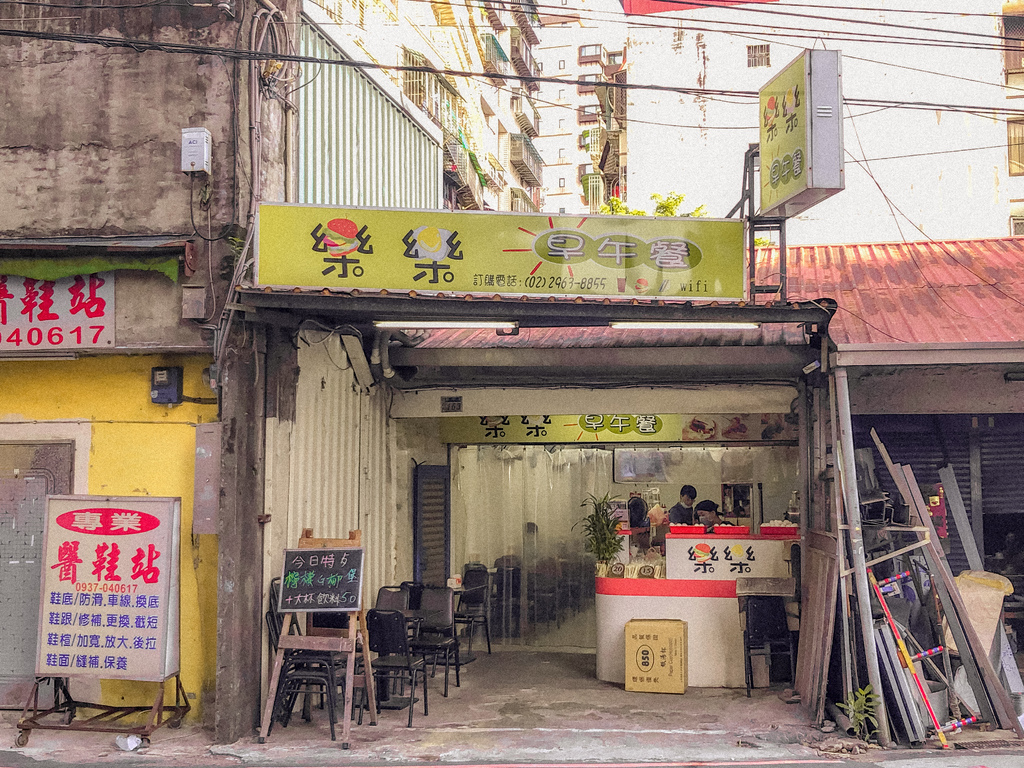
<box><xmin>695</xmin><ymin>499</ymin><xmax>732</xmax><ymax>531</ymax></box>
<box><xmin>668</xmin><ymin>485</ymin><xmax>697</xmax><ymax>524</ymax></box>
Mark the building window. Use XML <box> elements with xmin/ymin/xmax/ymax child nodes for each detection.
<box><xmin>1012</xmin><ymin>216</ymin><xmax>1024</xmax><ymax>236</ymax></box>
<box><xmin>559</xmin><ymin>207</ymin><xmax>566</xmax><ymax>214</ymax></box>
<box><xmin>747</xmin><ymin>44</ymin><xmax>770</xmax><ymax>68</ymax></box>
<box><xmin>607</xmin><ymin>51</ymin><xmax>624</xmax><ymax>66</ymax></box>
<box><xmin>559</xmin><ymin>60</ymin><xmax>566</xmax><ymax>70</ymax></box>
<box><xmin>559</xmin><ymin>178</ymin><xmax>566</xmax><ymax>188</ymax></box>
<box><xmin>558</xmin><ymin>118</ymin><xmax>566</xmax><ymax>129</ymax></box>
<box><xmin>558</xmin><ymin>88</ymin><xmax>566</xmax><ymax>100</ymax></box>
<box><xmin>1010</xmin><ymin>119</ymin><xmax>1024</xmax><ymax>176</ymax></box>
<box><xmin>579</xmin><ymin>44</ymin><xmax>604</xmax><ymax>65</ymax></box>
<box><xmin>558</xmin><ymin>148</ymin><xmax>567</xmax><ymax>159</ymax></box>
<box><xmin>1006</xmin><ymin>16</ymin><xmax>1024</xmax><ymax>87</ymax></box>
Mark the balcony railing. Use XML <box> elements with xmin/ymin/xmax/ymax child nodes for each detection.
<box><xmin>512</xmin><ymin>95</ymin><xmax>540</xmax><ymax>138</ymax></box>
<box><xmin>582</xmin><ymin>172</ymin><xmax>604</xmax><ymax>213</ymax></box>
<box><xmin>510</xmin><ymin>0</ymin><xmax>540</xmax><ymax>46</ymax></box>
<box><xmin>444</xmin><ymin>142</ymin><xmax>483</xmax><ymax>209</ymax></box>
<box><xmin>510</xmin><ymin>133</ymin><xmax>543</xmax><ymax>187</ymax></box>
<box><xmin>510</xmin><ymin>186</ymin><xmax>538</xmax><ymax>213</ymax></box>
<box><xmin>509</xmin><ymin>29</ymin><xmax>540</xmax><ymax>93</ymax></box>
<box><xmin>482</xmin><ymin>0</ymin><xmax>506</xmax><ymax>30</ymax></box>
<box><xmin>482</xmin><ymin>34</ymin><xmax>510</xmax><ymax>79</ymax></box>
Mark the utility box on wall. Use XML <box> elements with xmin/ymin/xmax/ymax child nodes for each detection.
<box><xmin>624</xmin><ymin>619</ymin><xmax>687</xmax><ymax>694</ymax></box>
<box><xmin>193</xmin><ymin>422</ymin><xmax>222</xmax><ymax>535</ymax></box>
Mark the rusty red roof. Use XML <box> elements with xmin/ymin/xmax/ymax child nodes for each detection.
<box><xmin>765</xmin><ymin>237</ymin><xmax>1024</xmax><ymax>346</ymax></box>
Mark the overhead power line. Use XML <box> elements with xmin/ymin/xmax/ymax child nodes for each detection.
<box><xmin>4</xmin><ymin>26</ymin><xmax>1024</xmax><ymax>118</ymax></box>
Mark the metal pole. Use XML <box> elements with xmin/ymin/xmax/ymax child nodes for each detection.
<box><xmin>828</xmin><ymin>376</ymin><xmax>855</xmax><ymax>699</ymax></box>
<box><xmin>834</xmin><ymin>367</ymin><xmax>892</xmax><ymax>746</ymax></box>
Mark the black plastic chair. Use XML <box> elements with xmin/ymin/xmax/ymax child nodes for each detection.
<box><xmin>271</xmin><ymin>653</ymin><xmax>339</xmax><ymax>740</ymax></box>
<box><xmin>410</xmin><ymin>586</ymin><xmax>461</xmax><ymax>696</ymax></box>
<box><xmin>366</xmin><ymin>609</ymin><xmax>428</xmax><ymax>727</ymax></box>
<box><xmin>455</xmin><ymin>564</ymin><xmax>491</xmax><ymax>655</ymax></box>
<box><xmin>400</xmin><ymin>581</ymin><xmax>424</xmax><ymax>610</ymax></box>
<box><xmin>741</xmin><ymin>595</ymin><xmax>796</xmax><ymax>697</ymax></box>
<box><xmin>376</xmin><ymin>585</ymin><xmax>411</xmax><ymax>611</ymax></box>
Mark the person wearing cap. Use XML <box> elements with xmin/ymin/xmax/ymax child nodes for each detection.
<box><xmin>695</xmin><ymin>499</ymin><xmax>733</xmax><ymax>531</ymax></box>
<box><xmin>668</xmin><ymin>485</ymin><xmax>697</xmax><ymax>525</ymax></box>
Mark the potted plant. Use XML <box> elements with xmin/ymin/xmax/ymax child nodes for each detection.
<box><xmin>574</xmin><ymin>492</ymin><xmax>624</xmax><ymax>576</ymax></box>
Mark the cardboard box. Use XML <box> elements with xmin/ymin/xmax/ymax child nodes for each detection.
<box><xmin>624</xmin><ymin>619</ymin><xmax>687</xmax><ymax>694</ymax></box>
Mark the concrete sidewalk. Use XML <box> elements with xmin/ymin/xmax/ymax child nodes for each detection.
<box><xmin>2</xmin><ymin>651</ymin><xmax>1020</xmax><ymax>766</ymax></box>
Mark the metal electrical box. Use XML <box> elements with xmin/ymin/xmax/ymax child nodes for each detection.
<box><xmin>151</xmin><ymin>366</ymin><xmax>183</xmax><ymax>404</ymax></box>
<box><xmin>181</xmin><ymin>127</ymin><xmax>212</xmax><ymax>174</ymax></box>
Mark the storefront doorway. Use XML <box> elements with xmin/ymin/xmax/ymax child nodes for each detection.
<box><xmin>448</xmin><ymin>441</ymin><xmax>802</xmax><ymax>651</ymax></box>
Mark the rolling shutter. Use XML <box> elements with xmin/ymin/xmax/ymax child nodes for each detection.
<box><xmin>413</xmin><ymin>465</ymin><xmax>450</xmax><ymax>587</ymax></box>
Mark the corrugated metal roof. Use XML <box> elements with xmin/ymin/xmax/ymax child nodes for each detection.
<box><xmin>761</xmin><ymin>237</ymin><xmax>1024</xmax><ymax>346</ymax></box>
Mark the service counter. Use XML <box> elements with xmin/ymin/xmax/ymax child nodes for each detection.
<box><xmin>595</xmin><ymin>528</ymin><xmax>799</xmax><ymax>688</ymax></box>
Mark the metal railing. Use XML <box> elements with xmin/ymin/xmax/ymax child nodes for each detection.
<box><xmin>510</xmin><ymin>133</ymin><xmax>543</xmax><ymax>187</ymax></box>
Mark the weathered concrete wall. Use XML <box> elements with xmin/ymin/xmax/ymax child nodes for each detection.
<box><xmin>0</xmin><ymin>8</ymin><xmax>237</xmax><ymax>237</ymax></box>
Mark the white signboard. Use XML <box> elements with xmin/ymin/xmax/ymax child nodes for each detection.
<box><xmin>0</xmin><ymin>273</ymin><xmax>115</xmax><ymax>351</ymax></box>
<box><xmin>759</xmin><ymin>49</ymin><xmax>844</xmax><ymax>218</ymax></box>
<box><xmin>666</xmin><ymin>535</ymin><xmax>795</xmax><ymax>581</ymax></box>
<box><xmin>37</xmin><ymin>496</ymin><xmax>180</xmax><ymax>683</ymax></box>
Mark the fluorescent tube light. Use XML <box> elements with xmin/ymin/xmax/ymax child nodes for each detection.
<box><xmin>610</xmin><ymin>321</ymin><xmax>761</xmax><ymax>330</ymax></box>
<box><xmin>373</xmin><ymin>320</ymin><xmax>519</xmax><ymax>330</ymax></box>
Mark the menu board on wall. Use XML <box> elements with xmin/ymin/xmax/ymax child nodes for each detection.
<box><xmin>277</xmin><ymin>547</ymin><xmax>364</xmax><ymax>613</ymax></box>
<box><xmin>37</xmin><ymin>496</ymin><xmax>181</xmax><ymax>683</ymax></box>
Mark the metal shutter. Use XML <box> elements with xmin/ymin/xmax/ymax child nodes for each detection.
<box><xmin>413</xmin><ymin>465</ymin><xmax>450</xmax><ymax>587</ymax></box>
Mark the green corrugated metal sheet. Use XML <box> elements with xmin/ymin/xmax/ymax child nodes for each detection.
<box><xmin>298</xmin><ymin>23</ymin><xmax>442</xmax><ymax>209</ymax></box>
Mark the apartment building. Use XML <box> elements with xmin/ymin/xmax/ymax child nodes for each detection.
<box><xmin>533</xmin><ymin>0</ymin><xmax>628</xmax><ymax>214</ymax></box>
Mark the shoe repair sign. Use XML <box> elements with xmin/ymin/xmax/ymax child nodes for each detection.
<box><xmin>36</xmin><ymin>496</ymin><xmax>181</xmax><ymax>682</ymax></box>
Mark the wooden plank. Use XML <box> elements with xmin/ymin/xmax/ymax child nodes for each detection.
<box><xmin>902</xmin><ymin>465</ymin><xmax>1024</xmax><ymax>737</ymax></box>
<box><xmin>795</xmin><ymin>531</ymin><xmax>839</xmax><ymax>724</ymax></box>
<box><xmin>278</xmin><ymin>634</ymin><xmax>355</xmax><ymax>653</ymax></box>
<box><xmin>938</xmin><ymin>465</ymin><xmax>1024</xmax><ymax>729</ymax></box>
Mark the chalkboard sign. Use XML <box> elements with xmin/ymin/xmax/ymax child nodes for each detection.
<box><xmin>277</xmin><ymin>547</ymin><xmax>363</xmax><ymax>612</ymax></box>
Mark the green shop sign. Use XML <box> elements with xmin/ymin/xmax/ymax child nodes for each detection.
<box><xmin>438</xmin><ymin>413</ymin><xmax>797</xmax><ymax>444</ymax></box>
<box><xmin>256</xmin><ymin>204</ymin><xmax>744</xmax><ymax>301</ymax></box>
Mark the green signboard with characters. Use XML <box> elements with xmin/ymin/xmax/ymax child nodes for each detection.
<box><xmin>438</xmin><ymin>413</ymin><xmax>797</xmax><ymax>444</ymax></box>
<box><xmin>759</xmin><ymin>52</ymin><xmax>808</xmax><ymax>216</ymax></box>
<box><xmin>256</xmin><ymin>204</ymin><xmax>745</xmax><ymax>301</ymax></box>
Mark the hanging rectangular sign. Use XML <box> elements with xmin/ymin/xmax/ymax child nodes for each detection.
<box><xmin>0</xmin><ymin>273</ymin><xmax>115</xmax><ymax>351</ymax></box>
<box><xmin>37</xmin><ymin>496</ymin><xmax>181</xmax><ymax>683</ymax></box>
<box><xmin>759</xmin><ymin>49</ymin><xmax>844</xmax><ymax>218</ymax></box>
<box><xmin>256</xmin><ymin>204</ymin><xmax>745</xmax><ymax>301</ymax></box>
<box><xmin>437</xmin><ymin>413</ymin><xmax>797</xmax><ymax>444</ymax></box>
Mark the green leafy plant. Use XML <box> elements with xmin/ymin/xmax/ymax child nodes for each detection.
<box><xmin>836</xmin><ymin>684</ymin><xmax>881</xmax><ymax>741</ymax></box>
<box><xmin>574</xmin><ymin>492</ymin><xmax>624</xmax><ymax>564</ymax></box>
<box><xmin>600</xmin><ymin>191</ymin><xmax>707</xmax><ymax>218</ymax></box>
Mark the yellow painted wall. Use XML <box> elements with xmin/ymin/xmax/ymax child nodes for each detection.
<box><xmin>2</xmin><ymin>354</ymin><xmax>218</xmax><ymax>719</ymax></box>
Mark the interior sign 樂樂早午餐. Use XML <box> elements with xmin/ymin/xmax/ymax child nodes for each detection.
<box><xmin>256</xmin><ymin>204</ymin><xmax>745</xmax><ymax>301</ymax></box>
<box><xmin>759</xmin><ymin>49</ymin><xmax>844</xmax><ymax>218</ymax></box>
<box><xmin>37</xmin><ymin>496</ymin><xmax>181</xmax><ymax>683</ymax></box>
<box><xmin>437</xmin><ymin>413</ymin><xmax>798</xmax><ymax>444</ymax></box>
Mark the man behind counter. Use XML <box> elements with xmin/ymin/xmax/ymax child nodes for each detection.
<box><xmin>695</xmin><ymin>499</ymin><xmax>733</xmax><ymax>531</ymax></box>
<box><xmin>668</xmin><ymin>485</ymin><xmax>697</xmax><ymax>525</ymax></box>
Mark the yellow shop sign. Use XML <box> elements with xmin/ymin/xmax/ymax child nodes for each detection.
<box><xmin>256</xmin><ymin>204</ymin><xmax>744</xmax><ymax>301</ymax></box>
